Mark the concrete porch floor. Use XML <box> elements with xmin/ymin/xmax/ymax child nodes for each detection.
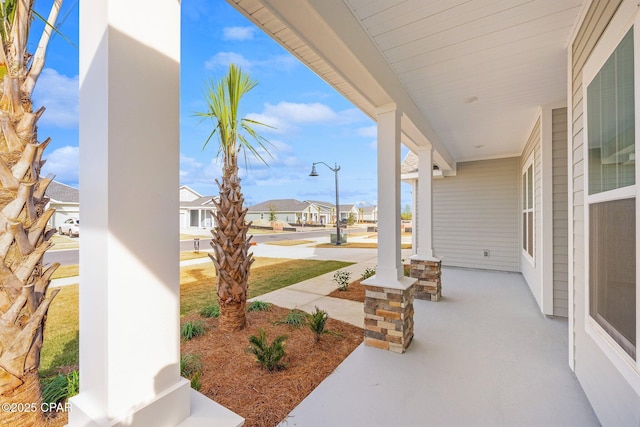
<box><xmin>279</xmin><ymin>267</ymin><xmax>600</xmax><ymax>427</ymax></box>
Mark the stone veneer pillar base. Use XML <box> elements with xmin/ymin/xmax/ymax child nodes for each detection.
<box><xmin>410</xmin><ymin>258</ymin><xmax>442</xmax><ymax>301</ymax></box>
<box><xmin>363</xmin><ymin>277</ymin><xmax>416</xmax><ymax>354</ymax></box>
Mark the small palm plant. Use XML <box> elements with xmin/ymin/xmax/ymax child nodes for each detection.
<box><xmin>246</xmin><ymin>329</ymin><xmax>288</xmax><ymax>371</ymax></box>
<box><xmin>307</xmin><ymin>306</ymin><xmax>342</xmax><ymax>343</ymax></box>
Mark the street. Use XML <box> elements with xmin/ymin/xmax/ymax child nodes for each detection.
<box><xmin>44</xmin><ymin>227</ymin><xmax>361</xmax><ymax>266</ymax></box>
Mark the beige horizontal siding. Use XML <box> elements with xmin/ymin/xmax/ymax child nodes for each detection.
<box><xmin>552</xmin><ymin>107</ymin><xmax>568</xmax><ymax>317</ymax></box>
<box><xmin>433</xmin><ymin>158</ymin><xmax>519</xmax><ymax>271</ymax></box>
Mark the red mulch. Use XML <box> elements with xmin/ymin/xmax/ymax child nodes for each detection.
<box><xmin>43</xmin><ymin>306</ymin><xmax>363</xmax><ymax>427</ymax></box>
<box><xmin>328</xmin><ymin>279</ymin><xmax>366</xmax><ymax>303</ymax></box>
<box><xmin>182</xmin><ymin>306</ymin><xmax>362</xmax><ymax>427</ymax></box>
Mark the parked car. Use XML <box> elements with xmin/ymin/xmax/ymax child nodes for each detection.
<box><xmin>59</xmin><ymin>218</ymin><xmax>79</xmax><ymax>237</ymax></box>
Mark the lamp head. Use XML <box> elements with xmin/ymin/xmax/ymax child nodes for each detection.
<box><xmin>309</xmin><ymin>164</ymin><xmax>318</xmax><ymax>177</ymax></box>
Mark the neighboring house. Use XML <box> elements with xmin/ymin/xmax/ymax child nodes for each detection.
<box><xmin>45</xmin><ymin>180</ymin><xmax>79</xmax><ymax>229</ymax></box>
<box><xmin>246</xmin><ymin>199</ymin><xmax>314</xmax><ymax>224</ymax></box>
<box><xmin>359</xmin><ymin>205</ymin><xmax>377</xmax><ymax>223</ymax></box>
<box><xmin>179</xmin><ymin>185</ymin><xmax>216</xmax><ymax>229</ymax></box>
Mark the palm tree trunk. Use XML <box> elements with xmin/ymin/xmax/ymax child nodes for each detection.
<box><xmin>209</xmin><ymin>157</ymin><xmax>254</xmax><ymax>332</ymax></box>
<box><xmin>0</xmin><ymin>370</ymin><xmax>43</xmax><ymax>426</ymax></box>
<box><xmin>0</xmin><ymin>0</ymin><xmax>64</xmax><ymax>413</ymax></box>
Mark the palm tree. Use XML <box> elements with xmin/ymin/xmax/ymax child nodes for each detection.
<box><xmin>198</xmin><ymin>64</ymin><xmax>271</xmax><ymax>332</ymax></box>
<box><xmin>0</xmin><ymin>0</ymin><xmax>64</xmax><ymax>424</ymax></box>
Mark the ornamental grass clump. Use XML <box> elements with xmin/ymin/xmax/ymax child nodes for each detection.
<box><xmin>180</xmin><ymin>353</ymin><xmax>203</xmax><ymax>391</ymax></box>
<box><xmin>333</xmin><ymin>270</ymin><xmax>352</xmax><ymax>291</ymax></box>
<box><xmin>274</xmin><ymin>309</ymin><xmax>307</xmax><ymax>328</ymax></box>
<box><xmin>200</xmin><ymin>304</ymin><xmax>220</xmax><ymax>318</ymax></box>
<box><xmin>41</xmin><ymin>370</ymin><xmax>79</xmax><ymax>407</ymax></box>
<box><xmin>247</xmin><ymin>300</ymin><xmax>272</xmax><ymax>312</ymax></box>
<box><xmin>181</xmin><ymin>320</ymin><xmax>207</xmax><ymax>341</ymax></box>
<box><xmin>246</xmin><ymin>329</ymin><xmax>288</xmax><ymax>371</ymax></box>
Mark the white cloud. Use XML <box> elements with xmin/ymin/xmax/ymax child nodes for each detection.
<box><xmin>33</xmin><ymin>69</ymin><xmax>79</xmax><ymax>129</ymax></box>
<box><xmin>205</xmin><ymin>52</ymin><xmax>254</xmax><ymax>70</ymax></box>
<box><xmin>223</xmin><ymin>26</ymin><xmax>256</xmax><ymax>41</ymax></box>
<box><xmin>41</xmin><ymin>145</ymin><xmax>78</xmax><ymax>183</ymax></box>
<box><xmin>246</xmin><ymin>102</ymin><xmax>350</xmax><ymax>134</ymax></box>
<box><xmin>357</xmin><ymin>125</ymin><xmax>377</xmax><ymax>137</ymax></box>
<box><xmin>205</xmin><ymin>52</ymin><xmax>297</xmax><ymax>72</ymax></box>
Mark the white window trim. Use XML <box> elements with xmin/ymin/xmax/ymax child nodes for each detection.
<box><xmin>582</xmin><ymin>2</ymin><xmax>640</xmax><ymax>395</ymax></box>
<box><xmin>522</xmin><ymin>154</ymin><xmax>535</xmax><ymax>264</ymax></box>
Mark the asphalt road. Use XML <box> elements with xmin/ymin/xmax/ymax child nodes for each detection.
<box><xmin>44</xmin><ymin>227</ymin><xmax>358</xmax><ymax>266</ymax></box>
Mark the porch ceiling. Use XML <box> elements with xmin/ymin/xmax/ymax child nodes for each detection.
<box><xmin>229</xmin><ymin>0</ymin><xmax>584</xmax><ymax>169</ymax></box>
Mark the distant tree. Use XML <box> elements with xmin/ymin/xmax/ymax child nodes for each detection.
<box><xmin>268</xmin><ymin>204</ymin><xmax>277</xmax><ymax>222</ymax></box>
<box><xmin>347</xmin><ymin>212</ymin><xmax>356</xmax><ymax>225</ymax></box>
<box><xmin>401</xmin><ymin>204</ymin><xmax>412</xmax><ymax>220</ymax></box>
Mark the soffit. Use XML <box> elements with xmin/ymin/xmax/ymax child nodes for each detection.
<box><xmin>229</xmin><ymin>0</ymin><xmax>583</xmax><ymax>165</ymax></box>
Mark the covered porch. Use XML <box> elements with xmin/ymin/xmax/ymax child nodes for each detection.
<box><xmin>281</xmin><ymin>266</ymin><xmax>598</xmax><ymax>426</ymax></box>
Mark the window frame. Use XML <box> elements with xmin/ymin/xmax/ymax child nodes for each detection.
<box><xmin>582</xmin><ymin>8</ymin><xmax>640</xmax><ymax>386</ymax></box>
<box><xmin>522</xmin><ymin>154</ymin><xmax>535</xmax><ymax>264</ymax></box>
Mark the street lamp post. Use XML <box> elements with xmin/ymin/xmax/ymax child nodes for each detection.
<box><xmin>310</xmin><ymin>161</ymin><xmax>342</xmax><ymax>245</ymax></box>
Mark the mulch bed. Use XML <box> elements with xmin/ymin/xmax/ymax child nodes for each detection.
<box><xmin>181</xmin><ymin>306</ymin><xmax>363</xmax><ymax>427</ymax></box>
<box><xmin>328</xmin><ymin>279</ymin><xmax>366</xmax><ymax>303</ymax></box>
<box><xmin>42</xmin><ymin>305</ymin><xmax>363</xmax><ymax>427</ymax></box>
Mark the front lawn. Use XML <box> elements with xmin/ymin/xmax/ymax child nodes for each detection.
<box><xmin>41</xmin><ymin>257</ymin><xmax>354</xmax><ymax>375</ymax></box>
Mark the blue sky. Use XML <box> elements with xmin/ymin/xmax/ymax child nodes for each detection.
<box><xmin>34</xmin><ymin>0</ymin><xmax>412</xmax><ymax>208</ymax></box>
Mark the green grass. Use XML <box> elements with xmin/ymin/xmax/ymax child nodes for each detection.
<box><xmin>51</xmin><ymin>264</ymin><xmax>79</xmax><ymax>280</ymax></box>
<box><xmin>40</xmin><ymin>285</ymin><xmax>79</xmax><ymax>378</ymax></box>
<box><xmin>41</xmin><ymin>258</ymin><xmax>353</xmax><ymax>379</ymax></box>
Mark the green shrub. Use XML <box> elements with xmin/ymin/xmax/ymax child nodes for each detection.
<box><xmin>199</xmin><ymin>304</ymin><xmax>220</xmax><ymax>318</ymax></box>
<box><xmin>274</xmin><ymin>309</ymin><xmax>307</xmax><ymax>328</ymax></box>
<box><xmin>42</xmin><ymin>370</ymin><xmax>79</xmax><ymax>406</ymax></box>
<box><xmin>333</xmin><ymin>270</ymin><xmax>352</xmax><ymax>291</ymax></box>
<box><xmin>181</xmin><ymin>320</ymin><xmax>207</xmax><ymax>341</ymax></box>
<box><xmin>180</xmin><ymin>353</ymin><xmax>203</xmax><ymax>391</ymax></box>
<box><xmin>307</xmin><ymin>306</ymin><xmax>342</xmax><ymax>342</ymax></box>
<box><xmin>246</xmin><ymin>329</ymin><xmax>288</xmax><ymax>371</ymax></box>
<box><xmin>360</xmin><ymin>266</ymin><xmax>376</xmax><ymax>280</ymax></box>
<box><xmin>247</xmin><ymin>300</ymin><xmax>272</xmax><ymax>312</ymax></box>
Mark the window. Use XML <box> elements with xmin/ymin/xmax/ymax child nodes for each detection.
<box><xmin>586</xmin><ymin>28</ymin><xmax>636</xmax><ymax>360</ymax></box>
<box><xmin>522</xmin><ymin>157</ymin><xmax>534</xmax><ymax>260</ymax></box>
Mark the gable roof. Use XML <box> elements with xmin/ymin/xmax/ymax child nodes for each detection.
<box><xmin>248</xmin><ymin>199</ymin><xmax>310</xmax><ymax>212</ymax></box>
<box><xmin>180</xmin><ymin>196</ymin><xmax>217</xmax><ymax>208</ymax></box>
<box><xmin>45</xmin><ymin>181</ymin><xmax>79</xmax><ymax>203</ymax></box>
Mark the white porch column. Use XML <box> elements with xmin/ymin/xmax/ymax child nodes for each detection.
<box><xmin>362</xmin><ymin>103</ymin><xmax>416</xmax><ymax>353</ymax></box>
<box><xmin>410</xmin><ymin>178</ymin><xmax>418</xmax><ymax>256</ymax></box>
<box><xmin>69</xmin><ymin>1</ymin><xmax>188</xmax><ymax>425</ymax></box>
<box><xmin>69</xmin><ymin>2</ymin><xmax>245</xmax><ymax>426</ymax></box>
<box><xmin>374</xmin><ymin>103</ymin><xmax>404</xmax><ymax>282</ymax></box>
<box><xmin>409</xmin><ymin>146</ymin><xmax>443</xmax><ymax>302</ymax></box>
<box><xmin>412</xmin><ymin>146</ymin><xmax>436</xmax><ymax>259</ymax></box>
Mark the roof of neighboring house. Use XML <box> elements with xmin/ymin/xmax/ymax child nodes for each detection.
<box><xmin>45</xmin><ymin>181</ymin><xmax>79</xmax><ymax>203</ymax></box>
<box><xmin>180</xmin><ymin>196</ymin><xmax>216</xmax><ymax>208</ymax></box>
<box><xmin>248</xmin><ymin>199</ymin><xmax>310</xmax><ymax>212</ymax></box>
<box><xmin>360</xmin><ymin>205</ymin><xmax>377</xmax><ymax>214</ymax></box>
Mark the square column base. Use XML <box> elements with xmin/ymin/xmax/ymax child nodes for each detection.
<box><xmin>363</xmin><ymin>277</ymin><xmax>416</xmax><ymax>353</ymax></box>
<box><xmin>410</xmin><ymin>258</ymin><xmax>442</xmax><ymax>301</ymax></box>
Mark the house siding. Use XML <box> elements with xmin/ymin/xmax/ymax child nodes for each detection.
<box><xmin>520</xmin><ymin>116</ymin><xmax>542</xmax><ymax>305</ymax></box>
<box><xmin>552</xmin><ymin>108</ymin><xmax>568</xmax><ymax>318</ymax></box>
<box><xmin>433</xmin><ymin>158</ymin><xmax>519</xmax><ymax>272</ymax></box>
<box><xmin>571</xmin><ymin>0</ymin><xmax>640</xmax><ymax>425</ymax></box>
